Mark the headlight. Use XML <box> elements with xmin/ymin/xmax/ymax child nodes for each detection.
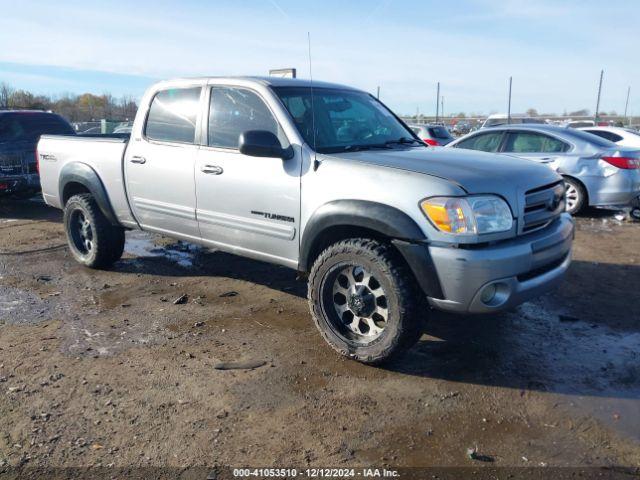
<box><xmin>420</xmin><ymin>195</ymin><xmax>513</xmax><ymax>235</ymax></box>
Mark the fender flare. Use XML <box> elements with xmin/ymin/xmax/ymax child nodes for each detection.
<box><xmin>299</xmin><ymin>200</ymin><xmax>444</xmax><ymax>298</ymax></box>
<box><xmin>58</xmin><ymin>162</ymin><xmax>119</xmax><ymax>226</ymax></box>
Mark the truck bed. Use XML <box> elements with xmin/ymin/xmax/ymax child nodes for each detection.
<box><xmin>38</xmin><ymin>134</ymin><xmax>138</xmax><ymax>228</ymax></box>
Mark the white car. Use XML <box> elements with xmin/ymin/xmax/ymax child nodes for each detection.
<box><xmin>579</xmin><ymin>126</ymin><xmax>640</xmax><ymax>148</ymax></box>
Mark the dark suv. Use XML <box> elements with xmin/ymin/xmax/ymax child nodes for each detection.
<box><xmin>0</xmin><ymin>110</ymin><xmax>75</xmax><ymax>196</ymax></box>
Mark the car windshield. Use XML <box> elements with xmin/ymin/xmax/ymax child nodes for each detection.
<box><xmin>273</xmin><ymin>87</ymin><xmax>421</xmax><ymax>153</ymax></box>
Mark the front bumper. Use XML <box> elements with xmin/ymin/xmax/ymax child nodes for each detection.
<box><xmin>424</xmin><ymin>213</ymin><xmax>574</xmax><ymax>314</ymax></box>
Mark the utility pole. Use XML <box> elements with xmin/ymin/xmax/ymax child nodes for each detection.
<box><xmin>376</xmin><ymin>86</ymin><xmax>380</xmax><ymax>99</ymax></box>
<box><xmin>507</xmin><ymin>76</ymin><xmax>512</xmax><ymax>124</ymax></box>
<box><xmin>624</xmin><ymin>86</ymin><xmax>631</xmax><ymax>124</ymax></box>
<box><xmin>435</xmin><ymin>82</ymin><xmax>440</xmax><ymax>124</ymax></box>
<box><xmin>594</xmin><ymin>69</ymin><xmax>604</xmax><ymax>123</ymax></box>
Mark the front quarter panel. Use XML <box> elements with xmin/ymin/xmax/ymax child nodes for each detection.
<box><xmin>300</xmin><ymin>150</ymin><xmax>465</xmax><ymax>246</ymax></box>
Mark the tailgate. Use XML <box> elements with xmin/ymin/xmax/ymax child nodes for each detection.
<box><xmin>0</xmin><ymin>141</ymin><xmax>36</xmax><ymax>176</ymax></box>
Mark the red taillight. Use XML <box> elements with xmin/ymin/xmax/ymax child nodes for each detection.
<box><xmin>35</xmin><ymin>148</ymin><xmax>39</xmax><ymax>174</ymax></box>
<box><xmin>601</xmin><ymin>156</ymin><xmax>640</xmax><ymax>169</ymax></box>
<box><xmin>424</xmin><ymin>139</ymin><xmax>440</xmax><ymax>146</ymax></box>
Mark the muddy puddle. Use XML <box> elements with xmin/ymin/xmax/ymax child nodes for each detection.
<box><xmin>0</xmin><ymin>284</ymin><xmax>54</xmax><ymax>325</ymax></box>
<box><xmin>123</xmin><ymin>230</ymin><xmax>202</xmax><ymax>267</ymax></box>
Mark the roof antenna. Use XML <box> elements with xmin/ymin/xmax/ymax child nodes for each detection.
<box><xmin>307</xmin><ymin>32</ymin><xmax>320</xmax><ymax>171</ymax></box>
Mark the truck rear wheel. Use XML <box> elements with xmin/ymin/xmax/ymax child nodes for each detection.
<box><xmin>63</xmin><ymin>193</ymin><xmax>125</xmax><ymax>269</ymax></box>
<box><xmin>308</xmin><ymin>238</ymin><xmax>424</xmax><ymax>364</ymax></box>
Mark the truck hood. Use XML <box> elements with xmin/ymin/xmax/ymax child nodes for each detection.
<box><xmin>326</xmin><ymin>147</ymin><xmax>561</xmax><ymax>197</ymax></box>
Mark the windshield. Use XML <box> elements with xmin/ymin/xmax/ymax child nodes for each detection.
<box><xmin>273</xmin><ymin>87</ymin><xmax>421</xmax><ymax>153</ymax></box>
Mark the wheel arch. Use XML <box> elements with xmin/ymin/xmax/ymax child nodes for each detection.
<box><xmin>299</xmin><ymin>200</ymin><xmax>444</xmax><ymax>299</ymax></box>
<box><xmin>300</xmin><ymin>200</ymin><xmax>425</xmax><ymax>271</ymax></box>
<box><xmin>561</xmin><ymin>174</ymin><xmax>589</xmax><ymax>206</ymax></box>
<box><xmin>59</xmin><ymin>162</ymin><xmax>119</xmax><ymax>226</ymax></box>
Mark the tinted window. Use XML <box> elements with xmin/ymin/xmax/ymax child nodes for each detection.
<box><xmin>0</xmin><ymin>113</ymin><xmax>74</xmax><ymax>142</ymax></box>
<box><xmin>208</xmin><ymin>87</ymin><xmax>283</xmax><ymax>149</ymax></box>
<box><xmin>503</xmin><ymin>132</ymin><xmax>568</xmax><ymax>153</ymax></box>
<box><xmin>455</xmin><ymin>132</ymin><xmax>503</xmax><ymax>152</ymax></box>
<box><xmin>274</xmin><ymin>87</ymin><xmax>416</xmax><ymax>153</ymax></box>
<box><xmin>584</xmin><ymin>130</ymin><xmax>623</xmax><ymax>142</ymax></box>
<box><xmin>145</xmin><ymin>87</ymin><xmax>201</xmax><ymax>144</ymax></box>
<box><xmin>428</xmin><ymin>126</ymin><xmax>453</xmax><ymax>140</ymax></box>
<box><xmin>562</xmin><ymin>128</ymin><xmax>615</xmax><ymax>147</ymax></box>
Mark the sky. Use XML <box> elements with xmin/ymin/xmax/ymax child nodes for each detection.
<box><xmin>0</xmin><ymin>0</ymin><xmax>638</xmax><ymax>116</ymax></box>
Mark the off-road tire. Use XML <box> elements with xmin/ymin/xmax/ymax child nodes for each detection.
<box><xmin>308</xmin><ymin>238</ymin><xmax>424</xmax><ymax>364</ymax></box>
<box><xmin>563</xmin><ymin>177</ymin><xmax>587</xmax><ymax>215</ymax></box>
<box><xmin>63</xmin><ymin>193</ymin><xmax>125</xmax><ymax>269</ymax></box>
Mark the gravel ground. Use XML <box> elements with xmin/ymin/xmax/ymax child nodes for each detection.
<box><xmin>0</xmin><ymin>197</ymin><xmax>638</xmax><ymax>478</ymax></box>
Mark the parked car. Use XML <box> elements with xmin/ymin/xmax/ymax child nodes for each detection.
<box><xmin>78</xmin><ymin>126</ymin><xmax>103</xmax><ymax>135</ymax></box>
<box><xmin>452</xmin><ymin>121</ymin><xmax>471</xmax><ymax>135</ymax></box>
<box><xmin>579</xmin><ymin>126</ymin><xmax>640</xmax><ymax>149</ymax></box>
<box><xmin>0</xmin><ymin>110</ymin><xmax>75</xmax><ymax>196</ymax></box>
<box><xmin>38</xmin><ymin>76</ymin><xmax>573</xmax><ymax>363</ymax></box>
<box><xmin>566</xmin><ymin>120</ymin><xmax>595</xmax><ymax>129</ymax></box>
<box><xmin>113</xmin><ymin>125</ymin><xmax>132</xmax><ymax>134</ymax></box>
<box><xmin>481</xmin><ymin>114</ymin><xmax>546</xmax><ymax>128</ymax></box>
<box><xmin>447</xmin><ymin>124</ymin><xmax>640</xmax><ymax>217</ymax></box>
<box><xmin>408</xmin><ymin>124</ymin><xmax>454</xmax><ymax>146</ymax></box>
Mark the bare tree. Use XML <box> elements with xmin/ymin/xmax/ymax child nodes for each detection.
<box><xmin>0</xmin><ymin>82</ymin><xmax>14</xmax><ymax>108</ymax></box>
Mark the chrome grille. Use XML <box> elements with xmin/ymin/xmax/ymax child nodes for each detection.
<box><xmin>522</xmin><ymin>181</ymin><xmax>565</xmax><ymax>234</ymax></box>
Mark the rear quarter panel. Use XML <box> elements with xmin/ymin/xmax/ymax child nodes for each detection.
<box><xmin>38</xmin><ymin>135</ymin><xmax>137</xmax><ymax>227</ymax></box>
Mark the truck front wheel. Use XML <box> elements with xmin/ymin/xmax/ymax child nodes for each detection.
<box><xmin>63</xmin><ymin>193</ymin><xmax>125</xmax><ymax>269</ymax></box>
<box><xmin>308</xmin><ymin>238</ymin><xmax>424</xmax><ymax>364</ymax></box>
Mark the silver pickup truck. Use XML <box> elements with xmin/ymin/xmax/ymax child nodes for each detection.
<box><xmin>38</xmin><ymin>76</ymin><xmax>574</xmax><ymax>363</ymax></box>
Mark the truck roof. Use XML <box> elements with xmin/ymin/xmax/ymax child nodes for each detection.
<box><xmin>157</xmin><ymin>76</ymin><xmax>360</xmax><ymax>91</ymax></box>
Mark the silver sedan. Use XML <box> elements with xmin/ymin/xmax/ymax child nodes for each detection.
<box><xmin>447</xmin><ymin>124</ymin><xmax>640</xmax><ymax>216</ymax></box>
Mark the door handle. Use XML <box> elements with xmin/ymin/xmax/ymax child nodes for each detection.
<box><xmin>130</xmin><ymin>156</ymin><xmax>146</xmax><ymax>164</ymax></box>
<box><xmin>201</xmin><ymin>165</ymin><xmax>224</xmax><ymax>175</ymax></box>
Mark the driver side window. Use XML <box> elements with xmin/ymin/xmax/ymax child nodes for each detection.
<box><xmin>208</xmin><ymin>87</ymin><xmax>286</xmax><ymax>149</ymax></box>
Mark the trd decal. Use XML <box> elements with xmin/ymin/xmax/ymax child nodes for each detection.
<box><xmin>251</xmin><ymin>210</ymin><xmax>295</xmax><ymax>223</ymax></box>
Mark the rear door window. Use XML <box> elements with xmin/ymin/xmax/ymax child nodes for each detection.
<box><xmin>145</xmin><ymin>87</ymin><xmax>202</xmax><ymax>144</ymax></box>
<box><xmin>454</xmin><ymin>132</ymin><xmax>504</xmax><ymax>152</ymax></box>
<box><xmin>503</xmin><ymin>132</ymin><xmax>568</xmax><ymax>153</ymax></box>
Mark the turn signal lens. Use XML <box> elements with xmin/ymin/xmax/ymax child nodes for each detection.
<box><xmin>420</xmin><ymin>196</ymin><xmax>513</xmax><ymax>235</ymax></box>
<box><xmin>420</xmin><ymin>197</ymin><xmax>475</xmax><ymax>234</ymax></box>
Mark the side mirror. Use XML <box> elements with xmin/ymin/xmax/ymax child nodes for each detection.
<box><xmin>239</xmin><ymin>130</ymin><xmax>293</xmax><ymax>160</ymax></box>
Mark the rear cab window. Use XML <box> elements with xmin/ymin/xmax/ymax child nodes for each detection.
<box><xmin>145</xmin><ymin>87</ymin><xmax>202</xmax><ymax>143</ymax></box>
<box><xmin>0</xmin><ymin>113</ymin><xmax>74</xmax><ymax>143</ymax></box>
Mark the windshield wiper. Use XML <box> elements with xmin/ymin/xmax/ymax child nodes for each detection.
<box><xmin>384</xmin><ymin>137</ymin><xmax>426</xmax><ymax>147</ymax></box>
<box><xmin>342</xmin><ymin>143</ymin><xmax>393</xmax><ymax>152</ymax></box>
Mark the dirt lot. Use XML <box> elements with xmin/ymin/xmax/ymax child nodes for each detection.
<box><xmin>0</xmin><ymin>198</ymin><xmax>639</xmax><ymax>477</ymax></box>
